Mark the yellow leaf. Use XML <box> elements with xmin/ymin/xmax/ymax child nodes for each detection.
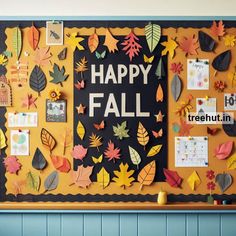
<box><xmin>66</xmin><ymin>33</ymin><xmax>84</xmax><ymax>51</ymax></box>
<box><xmin>147</xmin><ymin>144</ymin><xmax>162</xmax><ymax>157</ymax></box>
<box><xmin>97</xmin><ymin>167</ymin><xmax>110</xmax><ymax>189</ymax></box>
<box><xmin>187</xmin><ymin>171</ymin><xmax>201</xmax><ymax>191</ymax></box>
<box><xmin>137</xmin><ymin>122</ymin><xmax>149</xmax><ymax>150</ymax></box>
<box><xmin>77</xmin><ymin>121</ymin><xmax>85</xmax><ymax>140</ymax></box>
<box><xmin>0</xmin><ymin>128</ymin><xmax>6</xmax><ymax>150</ymax></box>
<box><xmin>89</xmin><ymin>133</ymin><xmax>102</xmax><ymax>151</ymax></box>
<box><xmin>92</xmin><ymin>154</ymin><xmax>103</xmax><ymax>164</ymax></box>
<box><xmin>223</xmin><ymin>34</ymin><xmax>236</xmax><ymax>47</ymax></box>
<box><xmin>103</xmin><ymin>28</ymin><xmax>119</xmax><ymax>53</ymax></box>
<box><xmin>113</xmin><ymin>163</ymin><xmax>135</xmax><ymax>188</ymax></box>
<box><xmin>227</xmin><ymin>153</ymin><xmax>236</xmax><ymax>170</ymax></box>
<box><xmin>161</xmin><ymin>38</ymin><xmax>178</xmax><ymax>59</ymax></box>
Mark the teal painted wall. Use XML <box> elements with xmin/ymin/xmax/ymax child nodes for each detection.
<box><xmin>0</xmin><ymin>212</ymin><xmax>236</xmax><ymax>236</ymax></box>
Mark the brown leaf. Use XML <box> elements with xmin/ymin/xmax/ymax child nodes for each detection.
<box><xmin>41</xmin><ymin>128</ymin><xmax>56</xmax><ymax>153</ymax></box>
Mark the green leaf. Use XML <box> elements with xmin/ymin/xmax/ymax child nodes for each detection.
<box><xmin>145</xmin><ymin>23</ymin><xmax>161</xmax><ymax>53</ymax></box>
<box><xmin>12</xmin><ymin>27</ymin><xmax>22</xmax><ymax>59</ymax></box>
<box><xmin>113</xmin><ymin>121</ymin><xmax>130</xmax><ymax>140</ymax></box>
<box><xmin>26</xmin><ymin>171</ymin><xmax>40</xmax><ymax>191</ymax></box>
<box><xmin>155</xmin><ymin>57</ymin><xmax>166</xmax><ymax>79</ymax></box>
<box><xmin>30</xmin><ymin>65</ymin><xmax>47</xmax><ymax>96</ymax></box>
<box><xmin>44</xmin><ymin>171</ymin><xmax>59</xmax><ymax>192</ymax></box>
<box><xmin>49</xmin><ymin>63</ymin><xmax>69</xmax><ymax>87</ymax></box>
<box><xmin>128</xmin><ymin>146</ymin><xmax>141</xmax><ymax>169</ymax></box>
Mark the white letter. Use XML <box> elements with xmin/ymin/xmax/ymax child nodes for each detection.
<box><xmin>89</xmin><ymin>93</ymin><xmax>104</xmax><ymax>117</ymax></box>
<box><xmin>129</xmin><ymin>65</ymin><xmax>140</xmax><ymax>84</ymax></box>
<box><xmin>91</xmin><ymin>65</ymin><xmax>104</xmax><ymax>84</ymax></box>
<box><xmin>117</xmin><ymin>64</ymin><xmax>128</xmax><ymax>84</ymax></box>
<box><xmin>104</xmin><ymin>93</ymin><xmax>120</xmax><ymax>117</ymax></box>
<box><xmin>104</xmin><ymin>65</ymin><xmax>117</xmax><ymax>84</ymax></box>
<box><xmin>139</xmin><ymin>64</ymin><xmax>152</xmax><ymax>84</ymax></box>
<box><xmin>121</xmin><ymin>93</ymin><xmax>135</xmax><ymax>117</ymax></box>
<box><xmin>136</xmin><ymin>93</ymin><xmax>150</xmax><ymax>117</ymax></box>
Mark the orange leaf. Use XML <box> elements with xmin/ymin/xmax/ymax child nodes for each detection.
<box><xmin>34</xmin><ymin>46</ymin><xmax>52</xmax><ymax>66</ymax></box>
<box><xmin>156</xmin><ymin>84</ymin><xmax>163</xmax><ymax>102</ymax></box>
<box><xmin>210</xmin><ymin>20</ymin><xmax>225</xmax><ymax>38</ymax></box>
<box><xmin>103</xmin><ymin>29</ymin><xmax>119</xmax><ymax>53</ymax></box>
<box><xmin>51</xmin><ymin>155</ymin><xmax>71</xmax><ymax>173</ymax></box>
<box><xmin>27</xmin><ymin>25</ymin><xmax>40</xmax><ymax>50</ymax></box>
<box><xmin>88</xmin><ymin>33</ymin><xmax>99</xmax><ymax>53</ymax></box>
<box><xmin>179</xmin><ymin>35</ymin><xmax>198</xmax><ymax>56</ymax></box>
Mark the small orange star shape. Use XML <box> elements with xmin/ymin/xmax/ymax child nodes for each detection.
<box><xmin>76</xmin><ymin>104</ymin><xmax>86</xmax><ymax>114</ymax></box>
<box><xmin>154</xmin><ymin>110</ymin><xmax>164</xmax><ymax>122</ymax></box>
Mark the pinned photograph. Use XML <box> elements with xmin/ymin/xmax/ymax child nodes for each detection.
<box><xmin>46</xmin><ymin>21</ymin><xmax>64</xmax><ymax>45</ymax></box>
<box><xmin>46</xmin><ymin>99</ymin><xmax>67</xmax><ymax>122</ymax></box>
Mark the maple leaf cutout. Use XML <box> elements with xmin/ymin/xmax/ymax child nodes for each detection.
<box><xmin>71</xmin><ymin>144</ymin><xmax>88</xmax><ymax>161</ymax></box>
<box><xmin>104</xmin><ymin>29</ymin><xmax>119</xmax><ymax>53</ymax></box>
<box><xmin>34</xmin><ymin>46</ymin><xmax>52</xmax><ymax>66</ymax></box>
<box><xmin>104</xmin><ymin>140</ymin><xmax>121</xmax><ymax>162</ymax></box>
<box><xmin>179</xmin><ymin>35</ymin><xmax>198</xmax><ymax>56</ymax></box>
<box><xmin>121</xmin><ymin>31</ymin><xmax>142</xmax><ymax>61</ymax></box>
<box><xmin>210</xmin><ymin>20</ymin><xmax>225</xmax><ymax>38</ymax></box>
<box><xmin>113</xmin><ymin>163</ymin><xmax>135</xmax><ymax>188</ymax></box>
<box><xmin>71</xmin><ymin>165</ymin><xmax>93</xmax><ymax>188</ymax></box>
<box><xmin>3</xmin><ymin>156</ymin><xmax>21</xmax><ymax>174</ymax></box>
<box><xmin>21</xmin><ymin>94</ymin><xmax>37</xmax><ymax>109</ymax></box>
<box><xmin>170</xmin><ymin>62</ymin><xmax>183</xmax><ymax>75</ymax></box>
<box><xmin>89</xmin><ymin>133</ymin><xmax>102</xmax><ymax>151</ymax></box>
<box><xmin>161</xmin><ymin>38</ymin><xmax>178</xmax><ymax>59</ymax></box>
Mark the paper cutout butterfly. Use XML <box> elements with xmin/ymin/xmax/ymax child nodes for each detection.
<box><xmin>92</xmin><ymin>154</ymin><xmax>103</xmax><ymax>164</ymax></box>
<box><xmin>74</xmin><ymin>80</ymin><xmax>85</xmax><ymax>90</ymax></box>
<box><xmin>143</xmin><ymin>55</ymin><xmax>154</xmax><ymax>64</ymax></box>
<box><xmin>152</xmin><ymin>128</ymin><xmax>163</xmax><ymax>138</ymax></box>
<box><xmin>95</xmin><ymin>50</ymin><xmax>106</xmax><ymax>60</ymax></box>
<box><xmin>94</xmin><ymin>120</ymin><xmax>105</xmax><ymax>130</ymax></box>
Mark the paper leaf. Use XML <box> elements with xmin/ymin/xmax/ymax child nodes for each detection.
<box><xmin>187</xmin><ymin>171</ymin><xmax>201</xmax><ymax>191</ymax></box>
<box><xmin>147</xmin><ymin>144</ymin><xmax>162</xmax><ymax>157</ymax></box>
<box><xmin>94</xmin><ymin>120</ymin><xmax>105</xmax><ymax>130</ymax></box>
<box><xmin>121</xmin><ymin>31</ymin><xmax>142</xmax><ymax>61</ymax></box>
<box><xmin>156</xmin><ymin>84</ymin><xmax>163</xmax><ymax>102</ymax></box>
<box><xmin>198</xmin><ymin>31</ymin><xmax>216</xmax><ymax>52</ymax></box>
<box><xmin>58</xmin><ymin>48</ymin><xmax>67</xmax><ymax>60</ymax></box>
<box><xmin>223</xmin><ymin>114</ymin><xmax>236</xmax><ymax>136</ymax></box>
<box><xmin>170</xmin><ymin>62</ymin><xmax>183</xmax><ymax>75</ymax></box>
<box><xmin>12</xmin><ymin>180</ymin><xmax>26</xmax><ymax>197</ymax></box>
<box><xmin>77</xmin><ymin>121</ymin><xmax>85</xmax><ymax>140</ymax></box>
<box><xmin>137</xmin><ymin>122</ymin><xmax>149</xmax><ymax>150</ymax></box>
<box><xmin>89</xmin><ymin>133</ymin><xmax>102</xmax><ymax>151</ymax></box>
<box><xmin>113</xmin><ymin>163</ymin><xmax>135</xmax><ymax>188</ymax></box>
<box><xmin>163</xmin><ymin>168</ymin><xmax>182</xmax><ymax>188</ymax></box>
<box><xmin>12</xmin><ymin>27</ymin><xmax>22</xmax><ymax>59</ymax></box>
<box><xmin>179</xmin><ymin>35</ymin><xmax>198</xmax><ymax>56</ymax></box>
<box><xmin>3</xmin><ymin>156</ymin><xmax>21</xmax><ymax>174</ymax></box>
<box><xmin>44</xmin><ymin>171</ymin><xmax>59</xmax><ymax>192</ymax></box>
<box><xmin>175</xmin><ymin>94</ymin><xmax>193</xmax><ymax>116</ymax></box>
<box><xmin>0</xmin><ymin>128</ymin><xmax>7</xmax><ymax>152</ymax></box>
<box><xmin>210</xmin><ymin>20</ymin><xmax>225</xmax><ymax>38</ymax></box>
<box><xmin>103</xmin><ymin>28</ymin><xmax>119</xmax><ymax>53</ymax></box>
<box><xmin>50</xmin><ymin>63</ymin><xmax>69</xmax><ymax>87</ymax></box>
<box><xmin>227</xmin><ymin>153</ymin><xmax>236</xmax><ymax>169</ymax></box>
<box><xmin>216</xmin><ymin>173</ymin><xmax>232</xmax><ymax>193</ymax></box>
<box><xmin>34</xmin><ymin>46</ymin><xmax>51</xmax><ymax>66</ymax></box>
<box><xmin>224</xmin><ymin>35</ymin><xmax>236</xmax><ymax>47</ymax></box>
<box><xmin>26</xmin><ymin>171</ymin><xmax>40</xmax><ymax>191</ymax></box>
<box><xmin>92</xmin><ymin>154</ymin><xmax>103</xmax><ymax>164</ymax></box>
<box><xmin>212</xmin><ymin>50</ymin><xmax>231</xmax><ymax>72</ymax></box>
<box><xmin>71</xmin><ymin>165</ymin><xmax>93</xmax><ymax>188</ymax></box>
<box><xmin>41</xmin><ymin>128</ymin><xmax>56</xmax><ymax>154</ymax></box>
<box><xmin>207</xmin><ymin>127</ymin><xmax>220</xmax><ymax>136</ymax></box>
<box><xmin>178</xmin><ymin>117</ymin><xmax>193</xmax><ymax>136</ymax></box>
<box><xmin>214</xmin><ymin>141</ymin><xmax>234</xmax><ymax>160</ymax></box>
<box><xmin>60</xmin><ymin>128</ymin><xmax>72</xmax><ymax>155</ymax></box>
<box><xmin>97</xmin><ymin>167</ymin><xmax>110</xmax><ymax>189</ymax></box>
<box><xmin>32</xmin><ymin>148</ymin><xmax>47</xmax><ymax>170</ymax></box>
<box><xmin>155</xmin><ymin>57</ymin><xmax>166</xmax><ymax>79</ymax></box>
<box><xmin>66</xmin><ymin>33</ymin><xmax>84</xmax><ymax>51</ymax></box>
<box><xmin>75</xmin><ymin>57</ymin><xmax>88</xmax><ymax>78</ymax></box>
<box><xmin>113</xmin><ymin>121</ymin><xmax>130</xmax><ymax>140</ymax></box>
<box><xmin>51</xmin><ymin>155</ymin><xmax>71</xmax><ymax>173</ymax></box>
<box><xmin>104</xmin><ymin>140</ymin><xmax>121</xmax><ymax>162</ymax></box>
<box><xmin>145</xmin><ymin>23</ymin><xmax>161</xmax><ymax>53</ymax></box>
<box><xmin>71</xmin><ymin>144</ymin><xmax>87</xmax><ymax>161</ymax></box>
<box><xmin>171</xmin><ymin>74</ymin><xmax>182</xmax><ymax>101</ymax></box>
<box><xmin>128</xmin><ymin>146</ymin><xmax>141</xmax><ymax>169</ymax></box>
<box><xmin>138</xmin><ymin>160</ymin><xmax>156</xmax><ymax>190</ymax></box>
<box><xmin>29</xmin><ymin>65</ymin><xmax>47</xmax><ymax>96</ymax></box>
<box><xmin>27</xmin><ymin>24</ymin><xmax>40</xmax><ymax>50</ymax></box>
<box><xmin>161</xmin><ymin>38</ymin><xmax>178</xmax><ymax>59</ymax></box>
<box><xmin>88</xmin><ymin>32</ymin><xmax>99</xmax><ymax>53</ymax></box>
<box><xmin>21</xmin><ymin>94</ymin><xmax>37</xmax><ymax>109</ymax></box>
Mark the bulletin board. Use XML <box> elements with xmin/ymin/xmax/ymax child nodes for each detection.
<box><xmin>1</xmin><ymin>20</ymin><xmax>236</xmax><ymax>209</ymax></box>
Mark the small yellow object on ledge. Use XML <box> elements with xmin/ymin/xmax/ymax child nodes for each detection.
<box><xmin>157</xmin><ymin>190</ymin><xmax>167</xmax><ymax>205</ymax></box>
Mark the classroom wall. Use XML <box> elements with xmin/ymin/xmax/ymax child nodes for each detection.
<box><xmin>1</xmin><ymin>1</ymin><xmax>236</xmax><ymax>236</ymax></box>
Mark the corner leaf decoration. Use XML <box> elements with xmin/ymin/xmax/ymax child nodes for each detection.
<box><xmin>161</xmin><ymin>38</ymin><xmax>178</xmax><ymax>59</ymax></box>
<box><xmin>71</xmin><ymin>144</ymin><xmax>88</xmax><ymax>161</ymax></box>
<box><xmin>3</xmin><ymin>156</ymin><xmax>21</xmax><ymax>174</ymax></box>
<box><xmin>155</xmin><ymin>57</ymin><xmax>166</xmax><ymax>79</ymax></box>
<box><xmin>171</xmin><ymin>74</ymin><xmax>182</xmax><ymax>102</ymax></box>
<box><xmin>214</xmin><ymin>141</ymin><xmax>234</xmax><ymax>160</ymax></box>
<box><xmin>27</xmin><ymin>24</ymin><xmax>40</xmax><ymax>50</ymax></box>
<box><xmin>103</xmin><ymin>28</ymin><xmax>119</xmax><ymax>53</ymax></box>
<box><xmin>138</xmin><ymin>160</ymin><xmax>156</xmax><ymax>190</ymax></box>
<box><xmin>128</xmin><ymin>146</ymin><xmax>141</xmax><ymax>170</ymax></box>
<box><xmin>44</xmin><ymin>171</ymin><xmax>59</xmax><ymax>193</ymax></box>
<box><xmin>70</xmin><ymin>165</ymin><xmax>93</xmax><ymax>188</ymax></box>
<box><xmin>26</xmin><ymin>171</ymin><xmax>40</xmax><ymax>191</ymax></box>
<box><xmin>113</xmin><ymin>121</ymin><xmax>130</xmax><ymax>140</ymax></box>
<box><xmin>179</xmin><ymin>35</ymin><xmax>198</xmax><ymax>56</ymax></box>
<box><xmin>121</xmin><ymin>31</ymin><xmax>142</xmax><ymax>61</ymax></box>
<box><xmin>34</xmin><ymin>46</ymin><xmax>52</xmax><ymax>66</ymax></box>
<box><xmin>76</xmin><ymin>120</ymin><xmax>85</xmax><ymax>140</ymax></box>
<box><xmin>40</xmin><ymin>128</ymin><xmax>56</xmax><ymax>154</ymax></box>
<box><xmin>50</xmin><ymin>155</ymin><xmax>71</xmax><ymax>173</ymax></box>
<box><xmin>89</xmin><ymin>133</ymin><xmax>103</xmax><ymax>151</ymax></box>
<box><xmin>97</xmin><ymin>167</ymin><xmax>110</xmax><ymax>189</ymax></box>
<box><xmin>0</xmin><ymin>128</ymin><xmax>7</xmax><ymax>155</ymax></box>
<box><xmin>50</xmin><ymin>63</ymin><xmax>69</xmax><ymax>87</ymax></box>
<box><xmin>29</xmin><ymin>65</ymin><xmax>47</xmax><ymax>96</ymax></box>
<box><xmin>88</xmin><ymin>32</ymin><xmax>99</xmax><ymax>53</ymax></box>
<box><xmin>32</xmin><ymin>148</ymin><xmax>47</xmax><ymax>170</ymax></box>
<box><xmin>163</xmin><ymin>168</ymin><xmax>182</xmax><ymax>188</ymax></box>
<box><xmin>137</xmin><ymin>122</ymin><xmax>149</xmax><ymax>150</ymax></box>
<box><xmin>145</xmin><ymin>23</ymin><xmax>161</xmax><ymax>53</ymax></box>
<box><xmin>113</xmin><ymin>163</ymin><xmax>135</xmax><ymax>188</ymax></box>
<box><xmin>12</xmin><ymin>27</ymin><xmax>22</xmax><ymax>59</ymax></box>
<box><xmin>104</xmin><ymin>140</ymin><xmax>121</xmax><ymax>162</ymax></box>
<box><xmin>66</xmin><ymin>32</ymin><xmax>84</xmax><ymax>51</ymax></box>
<box><xmin>147</xmin><ymin>144</ymin><xmax>162</xmax><ymax>157</ymax></box>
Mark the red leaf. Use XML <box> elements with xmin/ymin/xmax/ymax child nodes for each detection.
<box><xmin>51</xmin><ymin>155</ymin><xmax>71</xmax><ymax>173</ymax></box>
<box><xmin>163</xmin><ymin>168</ymin><xmax>182</xmax><ymax>188</ymax></box>
<box><xmin>104</xmin><ymin>140</ymin><xmax>121</xmax><ymax>162</ymax></box>
<box><xmin>179</xmin><ymin>35</ymin><xmax>198</xmax><ymax>56</ymax></box>
<box><xmin>170</xmin><ymin>62</ymin><xmax>183</xmax><ymax>75</ymax></box>
<box><xmin>210</xmin><ymin>20</ymin><xmax>225</xmax><ymax>38</ymax></box>
<box><xmin>71</xmin><ymin>145</ymin><xmax>88</xmax><ymax>161</ymax></box>
<box><xmin>214</xmin><ymin>141</ymin><xmax>234</xmax><ymax>160</ymax></box>
<box><xmin>207</xmin><ymin>127</ymin><xmax>220</xmax><ymax>136</ymax></box>
<box><xmin>121</xmin><ymin>31</ymin><xmax>142</xmax><ymax>61</ymax></box>
<box><xmin>3</xmin><ymin>156</ymin><xmax>21</xmax><ymax>174</ymax></box>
